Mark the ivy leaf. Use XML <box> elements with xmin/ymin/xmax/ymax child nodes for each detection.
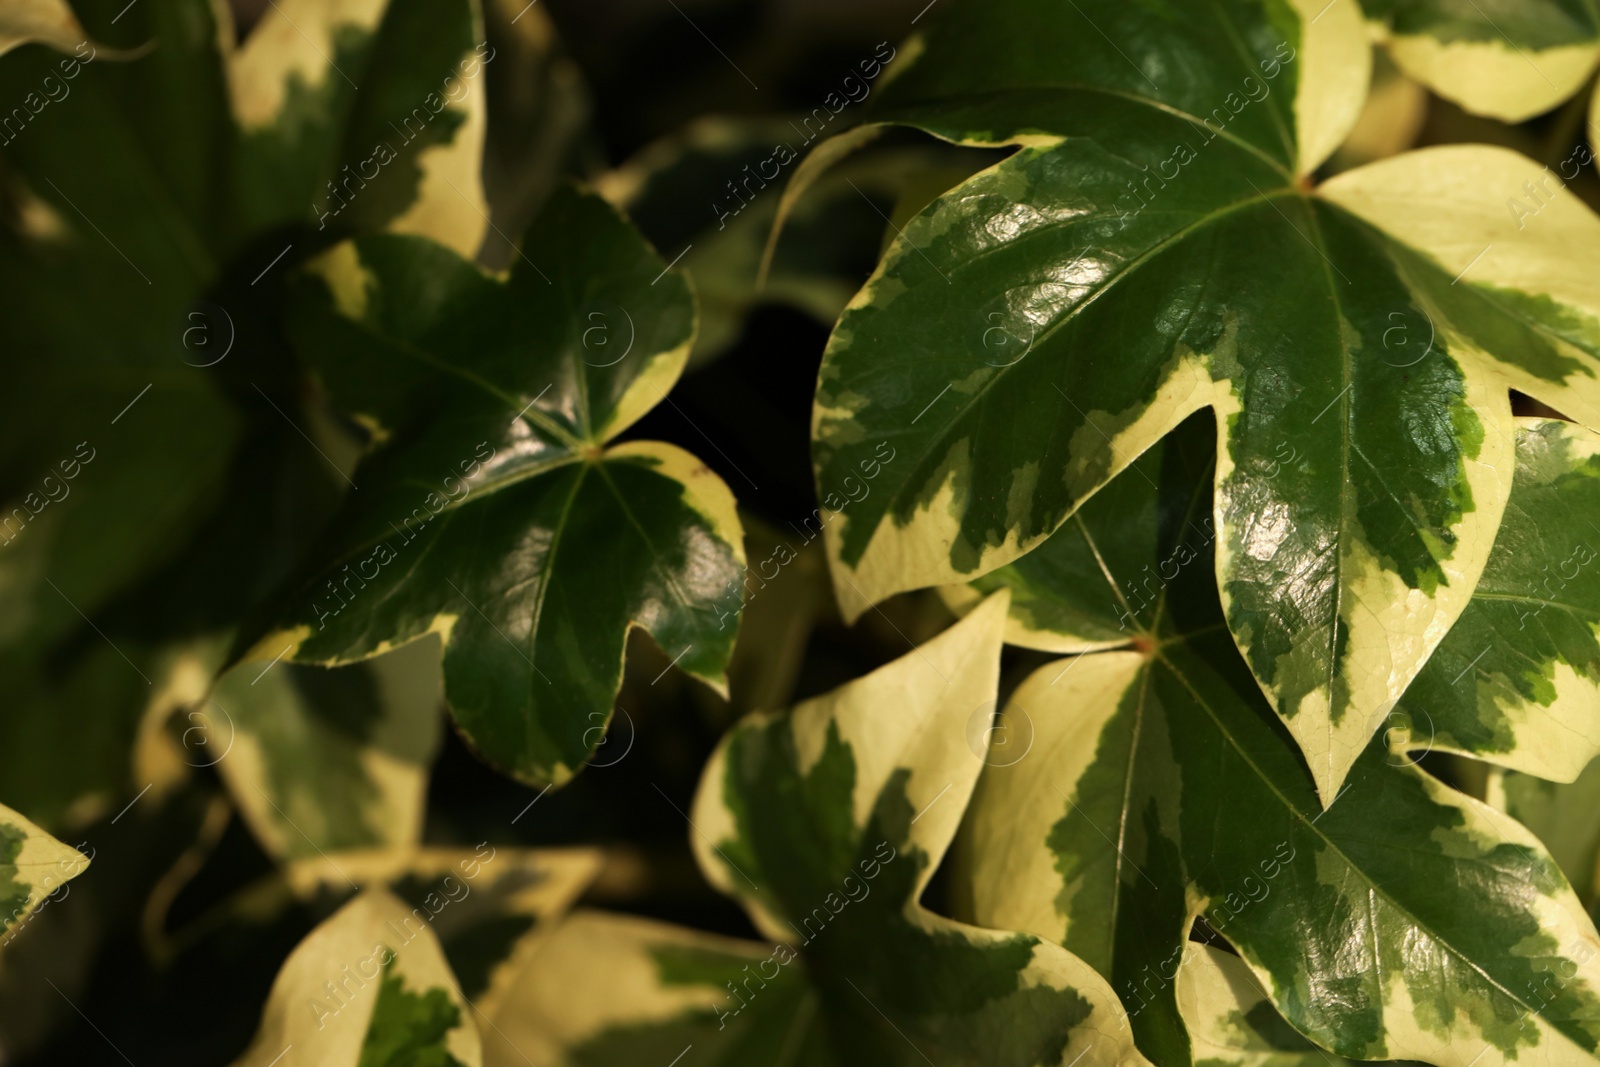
<box><xmin>0</xmin><ymin>0</ymin><xmax>94</xmax><ymax>57</ymax></box>
<box><xmin>814</xmin><ymin>0</ymin><xmax>1600</xmax><ymax>799</ymax></box>
<box><xmin>601</xmin><ymin>117</ymin><xmax>989</xmax><ymax>369</ymax></box>
<box><xmin>1489</xmin><ymin>761</ymin><xmax>1600</xmax><ymax>919</ymax></box>
<box><xmin>202</xmin><ymin>639</ymin><xmax>444</xmax><ymax>862</ymax></box>
<box><xmin>480</xmin><ymin>909</ymin><xmax>828</xmax><ymax>1065</ymax></box>
<box><xmin>1176</xmin><ymin>944</ymin><xmax>1370</xmax><ymax>1067</ymax></box>
<box><xmin>231</xmin><ymin>889</ymin><xmax>481</xmax><ymax>1067</ymax></box>
<box><xmin>1394</xmin><ymin>419</ymin><xmax>1600</xmax><ymax>781</ymax></box>
<box><xmin>255</xmin><ymin>184</ymin><xmax>744</xmax><ymax>788</ymax></box>
<box><xmin>941</xmin><ymin>415</ymin><xmax>1219</xmax><ymax>654</ymax></box>
<box><xmin>0</xmin><ymin>0</ymin><xmax>242</xmax><ymax>650</ymax></box>
<box><xmin>1357</xmin><ymin>0</ymin><xmax>1600</xmax><ymax>121</ymax></box>
<box><xmin>954</xmin><ymin>417</ymin><xmax>1600</xmax><ymax>1066</ymax></box>
<box><xmin>228</xmin><ymin>0</ymin><xmax>490</xmax><ymax>256</ymax></box>
<box><xmin>357</xmin><ymin>962</ymin><xmax>470</xmax><ymax>1067</ymax></box>
<box><xmin>0</xmin><ymin>802</ymin><xmax>89</xmax><ymax>942</ymax></box>
<box><xmin>232</xmin><ymin>845</ymin><xmax>600</xmax><ymax>1015</ymax></box>
<box><xmin>690</xmin><ymin>594</ymin><xmax>1150</xmax><ymax>1067</ymax></box>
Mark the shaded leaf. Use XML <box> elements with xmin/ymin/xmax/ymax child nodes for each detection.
<box><xmin>204</xmin><ymin>638</ymin><xmax>445</xmax><ymax>862</ymax></box>
<box><xmin>228</xmin><ymin>0</ymin><xmax>490</xmax><ymax>256</ymax></box>
<box><xmin>692</xmin><ymin>594</ymin><xmax>1149</xmax><ymax>1067</ymax></box>
<box><xmin>231</xmin><ymin>888</ymin><xmax>482</xmax><ymax>1067</ymax></box>
<box><xmin>481</xmin><ymin>909</ymin><xmax>826</xmax><ymax>1067</ymax></box>
<box><xmin>257</xmin><ymin>184</ymin><xmax>744</xmax><ymax>787</ymax></box>
<box><xmin>1357</xmin><ymin>0</ymin><xmax>1600</xmax><ymax>121</ymax></box>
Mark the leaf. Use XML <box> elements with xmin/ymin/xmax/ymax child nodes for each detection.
<box><xmin>476</xmin><ymin>0</ymin><xmax>594</xmax><ymax>271</ymax></box>
<box><xmin>358</xmin><ymin>962</ymin><xmax>471</xmax><ymax>1067</ymax></box>
<box><xmin>228</xmin><ymin>0</ymin><xmax>491</xmax><ymax>256</ymax></box>
<box><xmin>601</xmin><ymin>117</ymin><xmax>992</xmax><ymax>369</ymax></box>
<box><xmin>0</xmin><ymin>0</ymin><xmax>243</xmax><ymax>651</ymax></box>
<box><xmin>941</xmin><ymin>415</ymin><xmax>1219</xmax><ymax>654</ymax></box>
<box><xmin>814</xmin><ymin>0</ymin><xmax>1600</xmax><ymax>799</ymax></box>
<box><xmin>232</xmin><ymin>888</ymin><xmax>482</xmax><ymax>1066</ymax></box>
<box><xmin>255</xmin><ymin>183</ymin><xmax>743</xmax><ymax>789</ymax></box>
<box><xmin>955</xmin><ymin>417</ymin><xmax>1600</xmax><ymax>1066</ymax></box>
<box><xmin>480</xmin><ymin>909</ymin><xmax>827</xmax><ymax>1066</ymax></box>
<box><xmin>1591</xmin><ymin>78</ymin><xmax>1600</xmax><ymax>171</ymax></box>
<box><xmin>691</xmin><ymin>593</ymin><xmax>1150</xmax><ymax>1067</ymax></box>
<box><xmin>231</xmin><ymin>845</ymin><xmax>600</xmax><ymax>1008</ymax></box>
<box><xmin>0</xmin><ymin>801</ymin><xmax>89</xmax><ymax>942</ymax></box>
<box><xmin>202</xmin><ymin>638</ymin><xmax>445</xmax><ymax>862</ymax></box>
<box><xmin>1357</xmin><ymin>0</ymin><xmax>1600</xmax><ymax>121</ymax></box>
<box><xmin>1176</xmin><ymin>944</ymin><xmax>1368</xmax><ymax>1067</ymax></box>
<box><xmin>1393</xmin><ymin>419</ymin><xmax>1600</xmax><ymax>781</ymax></box>
<box><xmin>0</xmin><ymin>0</ymin><xmax>94</xmax><ymax>57</ymax></box>
<box><xmin>1490</xmin><ymin>760</ymin><xmax>1600</xmax><ymax>915</ymax></box>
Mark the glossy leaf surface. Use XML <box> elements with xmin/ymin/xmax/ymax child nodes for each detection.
<box><xmin>956</xmin><ymin>419</ymin><xmax>1600</xmax><ymax>1066</ymax></box>
<box><xmin>816</xmin><ymin>0</ymin><xmax>1600</xmax><ymax>798</ymax></box>
<box><xmin>1396</xmin><ymin>419</ymin><xmax>1600</xmax><ymax>780</ymax></box>
<box><xmin>263</xmin><ymin>184</ymin><xmax>743</xmax><ymax>787</ymax></box>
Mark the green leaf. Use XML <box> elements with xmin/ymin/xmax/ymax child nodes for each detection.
<box><xmin>1490</xmin><ymin>760</ymin><xmax>1600</xmax><ymax>916</ymax></box>
<box><xmin>601</xmin><ymin>117</ymin><xmax>992</xmax><ymax>369</ymax></box>
<box><xmin>0</xmin><ymin>801</ymin><xmax>89</xmax><ymax>942</ymax></box>
<box><xmin>0</xmin><ymin>0</ymin><xmax>243</xmax><ymax>651</ymax></box>
<box><xmin>203</xmin><ymin>638</ymin><xmax>445</xmax><ymax>862</ymax></box>
<box><xmin>955</xmin><ymin>416</ymin><xmax>1600</xmax><ymax>1066</ymax></box>
<box><xmin>230</xmin><ymin>845</ymin><xmax>600</xmax><ymax>1016</ymax></box>
<box><xmin>228</xmin><ymin>0</ymin><xmax>490</xmax><ymax>256</ymax></box>
<box><xmin>476</xmin><ymin>0</ymin><xmax>593</xmax><ymax>270</ymax></box>
<box><xmin>480</xmin><ymin>909</ymin><xmax>829</xmax><ymax>1066</ymax></box>
<box><xmin>691</xmin><ymin>594</ymin><xmax>1150</xmax><ymax>1067</ymax></box>
<box><xmin>1394</xmin><ymin>419</ymin><xmax>1600</xmax><ymax>781</ymax></box>
<box><xmin>942</xmin><ymin>415</ymin><xmax>1219</xmax><ymax>654</ymax></box>
<box><xmin>358</xmin><ymin>961</ymin><xmax>469</xmax><ymax>1067</ymax></box>
<box><xmin>1176</xmin><ymin>944</ymin><xmax>1370</xmax><ymax>1067</ymax></box>
<box><xmin>1357</xmin><ymin>0</ymin><xmax>1600</xmax><ymax>121</ymax></box>
<box><xmin>814</xmin><ymin>0</ymin><xmax>1600</xmax><ymax>799</ymax></box>
<box><xmin>232</xmin><ymin>888</ymin><xmax>482</xmax><ymax>1067</ymax></box>
<box><xmin>255</xmin><ymin>184</ymin><xmax>742</xmax><ymax>788</ymax></box>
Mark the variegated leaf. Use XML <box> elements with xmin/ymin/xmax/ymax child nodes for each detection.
<box><xmin>968</xmin><ymin>642</ymin><xmax>1600</xmax><ymax>1067</ymax></box>
<box><xmin>815</xmin><ymin>0</ymin><xmax>1600</xmax><ymax>800</ymax></box>
<box><xmin>481</xmin><ymin>909</ymin><xmax>826</xmax><ymax>1066</ymax></box>
<box><xmin>1357</xmin><ymin>0</ymin><xmax>1600</xmax><ymax>121</ymax></box>
<box><xmin>1489</xmin><ymin>760</ymin><xmax>1600</xmax><ymax>916</ymax></box>
<box><xmin>229</xmin><ymin>0</ymin><xmax>491</xmax><ymax>256</ymax></box>
<box><xmin>251</xmin><ymin>184</ymin><xmax>744</xmax><ymax>788</ymax></box>
<box><xmin>960</xmin><ymin>415</ymin><xmax>1600</xmax><ymax>1067</ymax></box>
<box><xmin>955</xmin><ymin>419</ymin><xmax>1600</xmax><ymax>1066</ymax></box>
<box><xmin>941</xmin><ymin>415</ymin><xmax>1218</xmax><ymax>655</ymax></box>
<box><xmin>0</xmin><ymin>0</ymin><xmax>94</xmax><ymax>57</ymax></box>
<box><xmin>1176</xmin><ymin>944</ymin><xmax>1368</xmax><ymax>1067</ymax></box>
<box><xmin>691</xmin><ymin>593</ymin><xmax>1150</xmax><ymax>1067</ymax></box>
<box><xmin>1394</xmin><ymin>419</ymin><xmax>1600</xmax><ymax>780</ymax></box>
<box><xmin>0</xmin><ymin>802</ymin><xmax>89</xmax><ymax>944</ymax></box>
<box><xmin>599</xmin><ymin>117</ymin><xmax>995</xmax><ymax>369</ymax></box>
<box><xmin>202</xmin><ymin>639</ymin><xmax>444</xmax><ymax>862</ymax></box>
<box><xmin>232</xmin><ymin>888</ymin><xmax>481</xmax><ymax>1066</ymax></box>
<box><xmin>239</xmin><ymin>844</ymin><xmax>601</xmax><ymax>1020</ymax></box>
